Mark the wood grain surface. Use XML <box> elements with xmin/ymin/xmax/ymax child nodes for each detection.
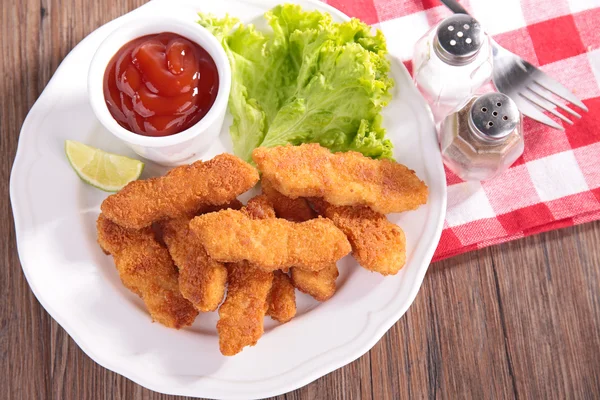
<box><xmin>2</xmin><ymin>1</ymin><xmax>599</xmax><ymax>399</ymax></box>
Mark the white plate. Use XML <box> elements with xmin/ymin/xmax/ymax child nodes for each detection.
<box><xmin>10</xmin><ymin>0</ymin><xmax>446</xmax><ymax>398</ymax></box>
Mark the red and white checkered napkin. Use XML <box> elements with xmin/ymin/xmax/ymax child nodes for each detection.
<box><xmin>324</xmin><ymin>0</ymin><xmax>600</xmax><ymax>261</ymax></box>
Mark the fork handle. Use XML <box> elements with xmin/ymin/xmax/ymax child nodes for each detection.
<box><xmin>439</xmin><ymin>0</ymin><xmax>470</xmax><ymax>15</ymax></box>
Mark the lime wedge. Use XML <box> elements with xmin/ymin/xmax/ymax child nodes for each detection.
<box><xmin>65</xmin><ymin>140</ymin><xmax>144</xmax><ymax>192</ymax></box>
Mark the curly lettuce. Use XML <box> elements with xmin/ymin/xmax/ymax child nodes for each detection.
<box><xmin>199</xmin><ymin>4</ymin><xmax>394</xmax><ymax>161</ymax></box>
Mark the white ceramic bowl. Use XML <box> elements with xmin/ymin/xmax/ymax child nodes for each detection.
<box><xmin>87</xmin><ymin>16</ymin><xmax>231</xmax><ymax>166</ymax></box>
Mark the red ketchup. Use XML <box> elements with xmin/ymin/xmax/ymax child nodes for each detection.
<box><xmin>103</xmin><ymin>32</ymin><xmax>219</xmax><ymax>137</ymax></box>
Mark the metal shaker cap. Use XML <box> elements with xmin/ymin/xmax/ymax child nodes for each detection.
<box><xmin>434</xmin><ymin>14</ymin><xmax>484</xmax><ymax>66</ymax></box>
<box><xmin>468</xmin><ymin>93</ymin><xmax>520</xmax><ymax>141</ymax></box>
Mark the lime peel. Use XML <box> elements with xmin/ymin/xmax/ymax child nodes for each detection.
<box><xmin>65</xmin><ymin>140</ymin><xmax>144</xmax><ymax>192</ymax></box>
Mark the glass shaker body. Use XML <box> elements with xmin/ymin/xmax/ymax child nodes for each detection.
<box><xmin>439</xmin><ymin>94</ymin><xmax>524</xmax><ymax>181</ymax></box>
<box><xmin>413</xmin><ymin>15</ymin><xmax>493</xmax><ymax>122</ymax></box>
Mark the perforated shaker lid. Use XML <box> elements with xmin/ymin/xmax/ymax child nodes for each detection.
<box><xmin>468</xmin><ymin>93</ymin><xmax>520</xmax><ymax>141</ymax></box>
<box><xmin>433</xmin><ymin>14</ymin><xmax>484</xmax><ymax>66</ymax></box>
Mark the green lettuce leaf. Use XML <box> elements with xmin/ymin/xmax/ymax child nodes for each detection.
<box><xmin>198</xmin><ymin>4</ymin><xmax>394</xmax><ymax>161</ymax></box>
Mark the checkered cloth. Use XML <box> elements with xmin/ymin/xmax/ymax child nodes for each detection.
<box><xmin>324</xmin><ymin>0</ymin><xmax>600</xmax><ymax>261</ymax></box>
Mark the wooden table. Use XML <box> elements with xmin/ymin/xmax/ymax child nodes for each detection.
<box><xmin>2</xmin><ymin>1</ymin><xmax>599</xmax><ymax>398</ymax></box>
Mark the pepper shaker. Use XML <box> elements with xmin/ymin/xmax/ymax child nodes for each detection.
<box><xmin>439</xmin><ymin>93</ymin><xmax>524</xmax><ymax>181</ymax></box>
<box><xmin>412</xmin><ymin>14</ymin><xmax>493</xmax><ymax>122</ymax></box>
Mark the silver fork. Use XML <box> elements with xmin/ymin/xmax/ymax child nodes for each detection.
<box><xmin>440</xmin><ymin>0</ymin><xmax>588</xmax><ymax>130</ymax></box>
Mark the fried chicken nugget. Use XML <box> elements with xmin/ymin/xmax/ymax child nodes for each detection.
<box><xmin>189</xmin><ymin>210</ymin><xmax>351</xmax><ymax>271</ymax></box>
<box><xmin>101</xmin><ymin>154</ymin><xmax>259</xmax><ymax>229</ymax></box>
<box><xmin>311</xmin><ymin>199</ymin><xmax>406</xmax><ymax>276</ymax></box>
<box><xmin>96</xmin><ymin>214</ymin><xmax>198</xmax><ymax>329</ymax></box>
<box><xmin>262</xmin><ymin>180</ymin><xmax>339</xmax><ymax>301</ymax></box>
<box><xmin>244</xmin><ymin>196</ymin><xmax>297</xmax><ymax>322</ymax></box>
<box><xmin>261</xmin><ymin>179</ymin><xmax>316</xmax><ymax>222</ymax></box>
<box><xmin>217</xmin><ymin>195</ymin><xmax>276</xmax><ymax>356</ymax></box>
<box><xmin>266</xmin><ymin>271</ymin><xmax>296</xmax><ymax>323</ymax></box>
<box><xmin>218</xmin><ymin>262</ymin><xmax>273</xmax><ymax>356</ymax></box>
<box><xmin>291</xmin><ymin>263</ymin><xmax>339</xmax><ymax>301</ymax></box>
<box><xmin>252</xmin><ymin>144</ymin><xmax>428</xmax><ymax>215</ymax></box>
<box><xmin>157</xmin><ymin>200</ymin><xmax>243</xmax><ymax>312</ymax></box>
<box><xmin>243</xmin><ymin>194</ymin><xmax>276</xmax><ymax>220</ymax></box>
<box><xmin>160</xmin><ymin>218</ymin><xmax>227</xmax><ymax>312</ymax></box>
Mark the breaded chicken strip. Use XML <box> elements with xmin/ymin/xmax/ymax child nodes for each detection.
<box><xmin>190</xmin><ymin>210</ymin><xmax>351</xmax><ymax>271</ymax></box>
<box><xmin>96</xmin><ymin>214</ymin><xmax>198</xmax><ymax>329</ymax></box>
<box><xmin>218</xmin><ymin>262</ymin><xmax>273</xmax><ymax>356</ymax></box>
<box><xmin>160</xmin><ymin>218</ymin><xmax>227</xmax><ymax>312</ymax></box>
<box><xmin>291</xmin><ymin>263</ymin><xmax>339</xmax><ymax>302</ymax></box>
<box><xmin>217</xmin><ymin>195</ymin><xmax>276</xmax><ymax>356</ymax></box>
<box><xmin>261</xmin><ymin>181</ymin><xmax>339</xmax><ymax>301</ymax></box>
<box><xmin>311</xmin><ymin>199</ymin><xmax>406</xmax><ymax>276</ymax></box>
<box><xmin>157</xmin><ymin>200</ymin><xmax>243</xmax><ymax>312</ymax></box>
<box><xmin>261</xmin><ymin>179</ymin><xmax>316</xmax><ymax>222</ymax></box>
<box><xmin>242</xmin><ymin>194</ymin><xmax>276</xmax><ymax>220</ymax></box>
<box><xmin>252</xmin><ymin>144</ymin><xmax>428</xmax><ymax>214</ymax></box>
<box><xmin>266</xmin><ymin>271</ymin><xmax>296</xmax><ymax>323</ymax></box>
<box><xmin>101</xmin><ymin>154</ymin><xmax>259</xmax><ymax>229</ymax></box>
<box><xmin>244</xmin><ymin>196</ymin><xmax>296</xmax><ymax>321</ymax></box>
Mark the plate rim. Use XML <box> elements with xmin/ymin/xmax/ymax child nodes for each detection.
<box><xmin>9</xmin><ymin>0</ymin><xmax>447</xmax><ymax>398</ymax></box>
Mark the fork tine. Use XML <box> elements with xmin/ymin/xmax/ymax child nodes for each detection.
<box><xmin>515</xmin><ymin>93</ymin><xmax>565</xmax><ymax>130</ymax></box>
<box><xmin>529</xmin><ymin>84</ymin><xmax>582</xmax><ymax>118</ymax></box>
<box><xmin>520</xmin><ymin>91</ymin><xmax>573</xmax><ymax>125</ymax></box>
<box><xmin>523</xmin><ymin>87</ymin><xmax>562</xmax><ymax>116</ymax></box>
<box><xmin>524</xmin><ymin>88</ymin><xmax>576</xmax><ymax>124</ymax></box>
<box><xmin>533</xmin><ymin>72</ymin><xmax>588</xmax><ymax>112</ymax></box>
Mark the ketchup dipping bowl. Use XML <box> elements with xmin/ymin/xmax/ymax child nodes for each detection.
<box><xmin>88</xmin><ymin>17</ymin><xmax>231</xmax><ymax>166</ymax></box>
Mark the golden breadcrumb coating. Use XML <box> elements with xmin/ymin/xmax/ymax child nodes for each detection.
<box><xmin>190</xmin><ymin>209</ymin><xmax>351</xmax><ymax>271</ymax></box>
<box><xmin>160</xmin><ymin>218</ymin><xmax>227</xmax><ymax>312</ymax></box>
<box><xmin>157</xmin><ymin>200</ymin><xmax>243</xmax><ymax>312</ymax></box>
<box><xmin>101</xmin><ymin>154</ymin><xmax>259</xmax><ymax>229</ymax></box>
<box><xmin>217</xmin><ymin>195</ymin><xmax>278</xmax><ymax>356</ymax></box>
<box><xmin>261</xmin><ymin>178</ymin><xmax>316</xmax><ymax>222</ymax></box>
<box><xmin>312</xmin><ymin>199</ymin><xmax>406</xmax><ymax>275</ymax></box>
<box><xmin>252</xmin><ymin>144</ymin><xmax>428</xmax><ymax>214</ymax></box>
<box><xmin>242</xmin><ymin>194</ymin><xmax>276</xmax><ymax>220</ymax></box>
<box><xmin>266</xmin><ymin>271</ymin><xmax>296</xmax><ymax>323</ymax></box>
<box><xmin>217</xmin><ymin>262</ymin><xmax>273</xmax><ymax>356</ymax></box>
<box><xmin>96</xmin><ymin>214</ymin><xmax>198</xmax><ymax>329</ymax></box>
<box><xmin>291</xmin><ymin>263</ymin><xmax>339</xmax><ymax>301</ymax></box>
<box><xmin>260</xmin><ymin>182</ymin><xmax>340</xmax><ymax>301</ymax></box>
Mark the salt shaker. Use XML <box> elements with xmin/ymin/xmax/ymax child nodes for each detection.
<box><xmin>412</xmin><ymin>14</ymin><xmax>493</xmax><ymax>122</ymax></box>
<box><xmin>439</xmin><ymin>93</ymin><xmax>524</xmax><ymax>181</ymax></box>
